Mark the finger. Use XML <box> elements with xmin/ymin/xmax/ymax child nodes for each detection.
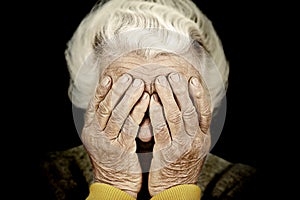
<box><xmin>130</xmin><ymin>92</ymin><xmax>150</xmax><ymax>125</ymax></box>
<box><xmin>105</xmin><ymin>79</ymin><xmax>144</xmax><ymax>139</ymax></box>
<box><xmin>168</xmin><ymin>73</ymin><xmax>199</xmax><ymax>136</ymax></box>
<box><xmin>94</xmin><ymin>76</ymin><xmax>112</xmax><ymax>107</ymax></box>
<box><xmin>85</xmin><ymin>76</ymin><xmax>112</xmax><ymax>126</ymax></box>
<box><xmin>97</xmin><ymin>74</ymin><xmax>132</xmax><ymax>130</ymax></box>
<box><xmin>130</xmin><ymin>92</ymin><xmax>151</xmax><ymax>142</ymax></box>
<box><xmin>87</xmin><ymin>76</ymin><xmax>112</xmax><ymax>113</ymax></box>
<box><xmin>149</xmin><ymin>94</ymin><xmax>171</xmax><ymax>152</ymax></box>
<box><xmin>189</xmin><ymin>77</ymin><xmax>212</xmax><ymax>134</ymax></box>
<box><xmin>155</xmin><ymin>75</ymin><xmax>184</xmax><ymax>139</ymax></box>
<box><xmin>116</xmin><ymin>116</ymin><xmax>139</xmax><ymax>152</ymax></box>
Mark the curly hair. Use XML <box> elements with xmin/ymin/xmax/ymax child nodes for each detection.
<box><xmin>65</xmin><ymin>0</ymin><xmax>229</xmax><ymax>111</ymax></box>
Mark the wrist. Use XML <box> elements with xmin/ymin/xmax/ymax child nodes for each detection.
<box><xmin>93</xmin><ymin>177</ymin><xmax>139</xmax><ymax>198</ymax></box>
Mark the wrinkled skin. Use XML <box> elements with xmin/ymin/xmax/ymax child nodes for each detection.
<box><xmin>81</xmin><ymin>74</ymin><xmax>148</xmax><ymax>198</ymax></box>
<box><xmin>81</xmin><ymin>53</ymin><xmax>212</xmax><ymax>198</ymax></box>
<box><xmin>148</xmin><ymin>73</ymin><xmax>211</xmax><ymax>196</ymax></box>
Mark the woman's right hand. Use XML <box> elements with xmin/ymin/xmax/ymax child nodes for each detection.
<box><xmin>81</xmin><ymin>74</ymin><xmax>150</xmax><ymax>198</ymax></box>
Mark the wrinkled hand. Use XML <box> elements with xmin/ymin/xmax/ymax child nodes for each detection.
<box><xmin>81</xmin><ymin>74</ymin><xmax>150</xmax><ymax>198</ymax></box>
<box><xmin>148</xmin><ymin>73</ymin><xmax>212</xmax><ymax>196</ymax></box>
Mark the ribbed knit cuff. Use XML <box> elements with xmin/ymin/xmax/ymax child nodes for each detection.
<box><xmin>151</xmin><ymin>184</ymin><xmax>201</xmax><ymax>200</ymax></box>
<box><xmin>86</xmin><ymin>183</ymin><xmax>135</xmax><ymax>200</ymax></box>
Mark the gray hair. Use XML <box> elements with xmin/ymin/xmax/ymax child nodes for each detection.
<box><xmin>65</xmin><ymin>0</ymin><xmax>229</xmax><ymax>111</ymax></box>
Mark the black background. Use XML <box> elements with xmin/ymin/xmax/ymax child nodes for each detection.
<box><xmin>5</xmin><ymin>0</ymin><xmax>283</xmax><ymax>198</ymax></box>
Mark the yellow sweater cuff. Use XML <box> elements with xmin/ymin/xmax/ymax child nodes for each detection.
<box><xmin>87</xmin><ymin>183</ymin><xmax>201</xmax><ymax>200</ymax></box>
<box><xmin>86</xmin><ymin>183</ymin><xmax>135</xmax><ymax>200</ymax></box>
<box><xmin>151</xmin><ymin>184</ymin><xmax>201</xmax><ymax>200</ymax></box>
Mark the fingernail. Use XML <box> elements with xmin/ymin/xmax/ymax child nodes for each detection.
<box><xmin>191</xmin><ymin>77</ymin><xmax>200</xmax><ymax>86</ymax></box>
<box><xmin>142</xmin><ymin>92</ymin><xmax>149</xmax><ymax>100</ymax></box>
<box><xmin>153</xmin><ymin>94</ymin><xmax>159</xmax><ymax>102</ymax></box>
<box><xmin>169</xmin><ymin>73</ymin><xmax>180</xmax><ymax>82</ymax></box>
<box><xmin>156</xmin><ymin>76</ymin><xmax>166</xmax><ymax>85</ymax></box>
<box><xmin>101</xmin><ymin>76</ymin><xmax>111</xmax><ymax>86</ymax></box>
<box><xmin>133</xmin><ymin>79</ymin><xmax>143</xmax><ymax>87</ymax></box>
<box><xmin>120</xmin><ymin>74</ymin><xmax>130</xmax><ymax>83</ymax></box>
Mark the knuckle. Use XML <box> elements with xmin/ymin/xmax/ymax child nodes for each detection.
<box><xmin>104</xmin><ymin>127</ymin><xmax>118</xmax><ymax>139</ymax></box>
<box><xmin>193</xmin><ymin>134</ymin><xmax>211</xmax><ymax>153</ymax></box>
<box><xmin>200</xmin><ymin>108</ymin><xmax>212</xmax><ymax>124</ymax></box>
<box><xmin>124</xmin><ymin>116</ymin><xmax>138</xmax><ymax>128</ymax></box>
<box><xmin>200</xmin><ymin>121</ymin><xmax>210</xmax><ymax>134</ymax></box>
<box><xmin>97</xmin><ymin>85</ymin><xmax>109</xmax><ymax>98</ymax></box>
<box><xmin>153</xmin><ymin>122</ymin><xmax>167</xmax><ymax>134</ymax></box>
<box><xmin>167</xmin><ymin>110</ymin><xmax>182</xmax><ymax>124</ymax></box>
<box><xmin>201</xmin><ymin>103</ymin><xmax>212</xmax><ymax>114</ymax></box>
<box><xmin>98</xmin><ymin>101</ymin><xmax>110</xmax><ymax>115</ymax></box>
<box><xmin>183</xmin><ymin>106</ymin><xmax>196</xmax><ymax>118</ymax></box>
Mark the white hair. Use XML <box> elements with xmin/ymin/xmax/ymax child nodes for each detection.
<box><xmin>65</xmin><ymin>0</ymin><xmax>229</xmax><ymax>111</ymax></box>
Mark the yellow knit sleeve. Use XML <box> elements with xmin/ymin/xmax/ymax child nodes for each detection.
<box><xmin>150</xmin><ymin>184</ymin><xmax>201</xmax><ymax>200</ymax></box>
<box><xmin>86</xmin><ymin>183</ymin><xmax>135</xmax><ymax>200</ymax></box>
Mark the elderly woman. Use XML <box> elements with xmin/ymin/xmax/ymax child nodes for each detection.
<box><xmin>65</xmin><ymin>0</ymin><xmax>229</xmax><ymax>199</ymax></box>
